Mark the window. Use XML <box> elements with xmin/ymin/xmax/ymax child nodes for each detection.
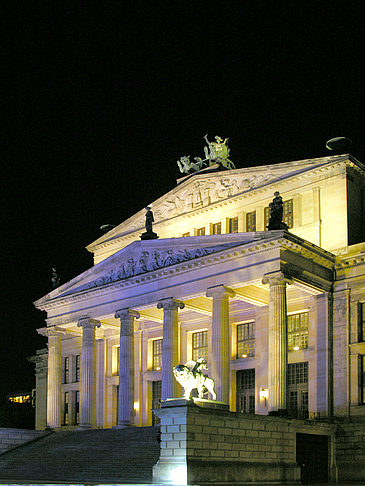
<box><xmin>237</xmin><ymin>369</ymin><xmax>255</xmax><ymax>414</ymax></box>
<box><xmin>359</xmin><ymin>303</ymin><xmax>365</xmax><ymax>342</ymax></box>
<box><xmin>283</xmin><ymin>199</ymin><xmax>293</xmax><ymax>228</ymax></box>
<box><xmin>228</xmin><ymin>217</ymin><xmax>238</xmax><ymax>233</ymax></box>
<box><xmin>64</xmin><ymin>357</ymin><xmax>69</xmax><ymax>384</ymax></box>
<box><xmin>75</xmin><ymin>355</ymin><xmax>80</xmax><ymax>382</ymax></box>
<box><xmin>153</xmin><ymin>339</ymin><xmax>163</xmax><ymax>371</ymax></box>
<box><xmin>64</xmin><ymin>392</ymin><xmax>69</xmax><ymax>425</ymax></box>
<box><xmin>197</xmin><ymin>227</ymin><xmax>205</xmax><ymax>236</ymax></box>
<box><xmin>288</xmin><ymin>312</ymin><xmax>309</xmax><ymax>351</ymax></box>
<box><xmin>75</xmin><ymin>390</ymin><xmax>80</xmax><ymax>424</ymax></box>
<box><xmin>264</xmin><ymin>206</ymin><xmax>270</xmax><ymax>230</ymax></box>
<box><xmin>288</xmin><ymin>362</ymin><xmax>308</xmax><ymax>419</ymax></box>
<box><xmin>212</xmin><ymin>222</ymin><xmax>221</xmax><ymax>234</ymax></box>
<box><xmin>152</xmin><ymin>380</ymin><xmax>162</xmax><ymax>425</ymax></box>
<box><xmin>360</xmin><ymin>355</ymin><xmax>365</xmax><ymax>405</ymax></box>
<box><xmin>246</xmin><ymin>211</ymin><xmax>256</xmax><ymax>232</ymax></box>
<box><xmin>237</xmin><ymin>322</ymin><xmax>255</xmax><ymax>358</ymax></box>
<box><xmin>182</xmin><ymin>232</ymin><xmax>190</xmax><ymax>237</ymax></box>
<box><xmin>192</xmin><ymin>330</ymin><xmax>208</xmax><ymax>361</ymax></box>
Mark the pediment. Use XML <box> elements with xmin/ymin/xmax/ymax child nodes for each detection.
<box><xmin>35</xmin><ymin>233</ymin><xmax>276</xmax><ymax>305</ymax></box>
<box><xmin>88</xmin><ymin>154</ymin><xmax>350</xmax><ymax>252</ymax></box>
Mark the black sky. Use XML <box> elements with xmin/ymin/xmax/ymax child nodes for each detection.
<box><xmin>2</xmin><ymin>2</ymin><xmax>365</xmax><ymax>394</ymax></box>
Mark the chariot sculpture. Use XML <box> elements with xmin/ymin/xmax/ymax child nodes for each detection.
<box><xmin>173</xmin><ymin>357</ymin><xmax>216</xmax><ymax>400</ymax></box>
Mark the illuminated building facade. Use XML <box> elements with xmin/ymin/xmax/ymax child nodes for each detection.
<box><xmin>33</xmin><ymin>154</ymin><xmax>365</xmax><ymax>433</ymax></box>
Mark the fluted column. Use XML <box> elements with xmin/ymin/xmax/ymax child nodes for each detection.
<box><xmin>157</xmin><ymin>298</ymin><xmax>184</xmax><ymax>400</ymax></box>
<box><xmin>262</xmin><ymin>271</ymin><xmax>292</xmax><ymax>412</ymax></box>
<box><xmin>77</xmin><ymin>317</ymin><xmax>101</xmax><ymax>428</ymax></box>
<box><xmin>115</xmin><ymin>308</ymin><xmax>140</xmax><ymax>427</ymax></box>
<box><xmin>206</xmin><ymin>285</ymin><xmax>235</xmax><ymax>403</ymax></box>
<box><xmin>42</xmin><ymin>327</ymin><xmax>65</xmax><ymax>428</ymax></box>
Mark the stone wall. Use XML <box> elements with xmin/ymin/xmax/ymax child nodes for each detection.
<box><xmin>0</xmin><ymin>428</ymin><xmax>49</xmax><ymax>454</ymax></box>
<box><xmin>336</xmin><ymin>423</ymin><xmax>365</xmax><ymax>482</ymax></box>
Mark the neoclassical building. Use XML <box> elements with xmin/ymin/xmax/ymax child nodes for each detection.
<box><xmin>33</xmin><ymin>153</ymin><xmax>365</xmax><ymax>431</ymax></box>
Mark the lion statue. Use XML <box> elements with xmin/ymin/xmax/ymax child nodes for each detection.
<box><xmin>173</xmin><ymin>357</ymin><xmax>216</xmax><ymax>400</ymax></box>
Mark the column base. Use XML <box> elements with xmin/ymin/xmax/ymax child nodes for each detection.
<box><xmin>77</xmin><ymin>424</ymin><xmax>94</xmax><ymax>430</ymax></box>
<box><xmin>113</xmin><ymin>422</ymin><xmax>135</xmax><ymax>429</ymax></box>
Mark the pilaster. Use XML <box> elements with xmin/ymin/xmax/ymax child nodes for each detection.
<box><xmin>157</xmin><ymin>298</ymin><xmax>184</xmax><ymax>400</ymax></box>
<box><xmin>262</xmin><ymin>272</ymin><xmax>292</xmax><ymax>412</ymax></box>
<box><xmin>206</xmin><ymin>285</ymin><xmax>235</xmax><ymax>404</ymax></box>
<box><xmin>115</xmin><ymin>308</ymin><xmax>140</xmax><ymax>427</ymax></box>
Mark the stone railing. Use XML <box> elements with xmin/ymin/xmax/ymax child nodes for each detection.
<box><xmin>0</xmin><ymin>428</ymin><xmax>50</xmax><ymax>454</ymax></box>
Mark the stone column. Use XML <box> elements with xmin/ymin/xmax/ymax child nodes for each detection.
<box><xmin>206</xmin><ymin>285</ymin><xmax>235</xmax><ymax>404</ymax></box>
<box><xmin>77</xmin><ymin>317</ymin><xmax>101</xmax><ymax>428</ymax></box>
<box><xmin>115</xmin><ymin>309</ymin><xmax>140</xmax><ymax>427</ymax></box>
<box><xmin>157</xmin><ymin>298</ymin><xmax>185</xmax><ymax>400</ymax></box>
<box><xmin>262</xmin><ymin>271</ymin><xmax>292</xmax><ymax>412</ymax></box>
<box><xmin>42</xmin><ymin>327</ymin><xmax>65</xmax><ymax>429</ymax></box>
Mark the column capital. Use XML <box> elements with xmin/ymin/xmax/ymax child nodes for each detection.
<box><xmin>206</xmin><ymin>285</ymin><xmax>235</xmax><ymax>299</ymax></box>
<box><xmin>157</xmin><ymin>298</ymin><xmax>185</xmax><ymax>311</ymax></box>
<box><xmin>262</xmin><ymin>271</ymin><xmax>293</xmax><ymax>287</ymax></box>
<box><xmin>77</xmin><ymin>317</ymin><xmax>101</xmax><ymax>330</ymax></box>
<box><xmin>115</xmin><ymin>308</ymin><xmax>140</xmax><ymax>320</ymax></box>
<box><xmin>37</xmin><ymin>326</ymin><xmax>66</xmax><ymax>338</ymax></box>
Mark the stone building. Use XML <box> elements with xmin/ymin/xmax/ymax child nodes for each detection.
<box><xmin>33</xmin><ymin>153</ymin><xmax>365</xmax><ymax>435</ymax></box>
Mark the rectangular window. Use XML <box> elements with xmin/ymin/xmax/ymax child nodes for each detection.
<box><xmin>228</xmin><ymin>217</ymin><xmax>238</xmax><ymax>233</ymax></box>
<box><xmin>264</xmin><ymin>206</ymin><xmax>270</xmax><ymax>230</ymax></box>
<box><xmin>360</xmin><ymin>355</ymin><xmax>365</xmax><ymax>405</ymax></box>
<box><xmin>75</xmin><ymin>355</ymin><xmax>80</xmax><ymax>383</ymax></box>
<box><xmin>192</xmin><ymin>330</ymin><xmax>208</xmax><ymax>361</ymax></box>
<box><xmin>246</xmin><ymin>211</ymin><xmax>256</xmax><ymax>232</ymax></box>
<box><xmin>64</xmin><ymin>392</ymin><xmax>69</xmax><ymax>425</ymax></box>
<box><xmin>237</xmin><ymin>322</ymin><xmax>255</xmax><ymax>358</ymax></box>
<box><xmin>75</xmin><ymin>390</ymin><xmax>80</xmax><ymax>424</ymax></box>
<box><xmin>153</xmin><ymin>339</ymin><xmax>163</xmax><ymax>371</ymax></box>
<box><xmin>288</xmin><ymin>362</ymin><xmax>308</xmax><ymax>385</ymax></box>
<box><xmin>283</xmin><ymin>199</ymin><xmax>293</xmax><ymax>228</ymax></box>
<box><xmin>359</xmin><ymin>303</ymin><xmax>365</xmax><ymax>342</ymax></box>
<box><xmin>152</xmin><ymin>380</ymin><xmax>162</xmax><ymax>425</ymax></box>
<box><xmin>288</xmin><ymin>312</ymin><xmax>309</xmax><ymax>351</ymax></box>
<box><xmin>197</xmin><ymin>227</ymin><xmax>205</xmax><ymax>236</ymax></box>
<box><xmin>182</xmin><ymin>232</ymin><xmax>190</xmax><ymax>237</ymax></box>
<box><xmin>212</xmin><ymin>222</ymin><xmax>221</xmax><ymax>235</ymax></box>
<box><xmin>237</xmin><ymin>369</ymin><xmax>255</xmax><ymax>414</ymax></box>
<box><xmin>64</xmin><ymin>357</ymin><xmax>69</xmax><ymax>384</ymax></box>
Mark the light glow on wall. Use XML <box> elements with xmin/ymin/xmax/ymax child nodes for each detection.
<box><xmin>168</xmin><ymin>464</ymin><xmax>187</xmax><ymax>485</ymax></box>
<box><xmin>260</xmin><ymin>388</ymin><xmax>268</xmax><ymax>407</ymax></box>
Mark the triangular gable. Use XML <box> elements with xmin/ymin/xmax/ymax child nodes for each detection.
<box><xmin>35</xmin><ymin>233</ymin><xmax>276</xmax><ymax>305</ymax></box>
<box><xmin>87</xmin><ymin>154</ymin><xmax>351</xmax><ymax>252</ymax></box>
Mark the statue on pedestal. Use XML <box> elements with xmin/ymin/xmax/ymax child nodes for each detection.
<box><xmin>267</xmin><ymin>191</ymin><xmax>288</xmax><ymax>230</ymax></box>
<box><xmin>173</xmin><ymin>358</ymin><xmax>216</xmax><ymax>400</ymax></box>
<box><xmin>140</xmin><ymin>207</ymin><xmax>159</xmax><ymax>240</ymax></box>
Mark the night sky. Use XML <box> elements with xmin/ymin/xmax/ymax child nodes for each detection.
<box><xmin>3</xmin><ymin>2</ymin><xmax>364</xmax><ymax>395</ymax></box>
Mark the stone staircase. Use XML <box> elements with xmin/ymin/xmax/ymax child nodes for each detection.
<box><xmin>0</xmin><ymin>426</ymin><xmax>161</xmax><ymax>483</ymax></box>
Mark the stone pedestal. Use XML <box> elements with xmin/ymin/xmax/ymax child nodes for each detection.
<box><xmin>262</xmin><ymin>271</ymin><xmax>292</xmax><ymax>412</ymax></box>
<box><xmin>77</xmin><ymin>317</ymin><xmax>101</xmax><ymax>429</ymax></box>
<box><xmin>157</xmin><ymin>299</ymin><xmax>184</xmax><ymax>400</ymax></box>
<box><xmin>206</xmin><ymin>285</ymin><xmax>235</xmax><ymax>403</ymax></box>
<box><xmin>115</xmin><ymin>308</ymin><xmax>140</xmax><ymax>427</ymax></box>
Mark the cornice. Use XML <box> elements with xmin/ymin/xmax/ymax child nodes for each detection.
<box><xmin>35</xmin><ymin>231</ymin><xmax>335</xmax><ymax>312</ymax></box>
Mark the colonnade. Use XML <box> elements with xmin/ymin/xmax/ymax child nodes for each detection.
<box><xmin>45</xmin><ymin>272</ymin><xmax>291</xmax><ymax>428</ymax></box>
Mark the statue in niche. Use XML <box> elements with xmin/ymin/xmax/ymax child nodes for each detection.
<box><xmin>173</xmin><ymin>358</ymin><xmax>217</xmax><ymax>400</ymax></box>
<box><xmin>51</xmin><ymin>268</ymin><xmax>60</xmax><ymax>289</ymax></box>
<box><xmin>267</xmin><ymin>191</ymin><xmax>289</xmax><ymax>230</ymax></box>
<box><xmin>140</xmin><ymin>206</ymin><xmax>159</xmax><ymax>240</ymax></box>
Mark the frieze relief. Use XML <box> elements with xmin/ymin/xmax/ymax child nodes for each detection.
<box><xmin>85</xmin><ymin>244</ymin><xmax>238</xmax><ymax>290</ymax></box>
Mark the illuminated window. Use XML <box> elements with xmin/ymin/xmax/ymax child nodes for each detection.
<box><xmin>288</xmin><ymin>312</ymin><xmax>309</xmax><ymax>351</ymax></box>
<box><xmin>359</xmin><ymin>303</ymin><xmax>365</xmax><ymax>342</ymax></box>
<box><xmin>246</xmin><ymin>211</ymin><xmax>256</xmax><ymax>232</ymax></box>
<box><xmin>75</xmin><ymin>390</ymin><xmax>80</xmax><ymax>424</ymax></box>
<box><xmin>64</xmin><ymin>357</ymin><xmax>69</xmax><ymax>384</ymax></box>
<box><xmin>283</xmin><ymin>199</ymin><xmax>293</xmax><ymax>228</ymax></box>
<box><xmin>360</xmin><ymin>356</ymin><xmax>365</xmax><ymax>405</ymax></box>
<box><xmin>288</xmin><ymin>362</ymin><xmax>308</xmax><ymax>385</ymax></box>
<box><xmin>75</xmin><ymin>355</ymin><xmax>80</xmax><ymax>382</ymax></box>
<box><xmin>112</xmin><ymin>346</ymin><xmax>120</xmax><ymax>376</ymax></box>
<box><xmin>228</xmin><ymin>217</ymin><xmax>238</xmax><ymax>233</ymax></box>
<box><xmin>212</xmin><ymin>222</ymin><xmax>221</xmax><ymax>234</ymax></box>
<box><xmin>197</xmin><ymin>227</ymin><xmax>205</xmax><ymax>236</ymax></box>
<box><xmin>237</xmin><ymin>322</ymin><xmax>255</xmax><ymax>358</ymax></box>
<box><xmin>192</xmin><ymin>330</ymin><xmax>208</xmax><ymax>361</ymax></box>
<box><xmin>182</xmin><ymin>232</ymin><xmax>190</xmax><ymax>237</ymax></box>
<box><xmin>64</xmin><ymin>392</ymin><xmax>69</xmax><ymax>425</ymax></box>
<box><xmin>153</xmin><ymin>339</ymin><xmax>163</xmax><ymax>371</ymax></box>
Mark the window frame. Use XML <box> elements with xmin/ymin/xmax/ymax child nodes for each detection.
<box><xmin>192</xmin><ymin>330</ymin><xmax>208</xmax><ymax>361</ymax></box>
<box><xmin>237</xmin><ymin>321</ymin><xmax>255</xmax><ymax>358</ymax></box>
<box><xmin>152</xmin><ymin>339</ymin><xmax>163</xmax><ymax>371</ymax></box>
